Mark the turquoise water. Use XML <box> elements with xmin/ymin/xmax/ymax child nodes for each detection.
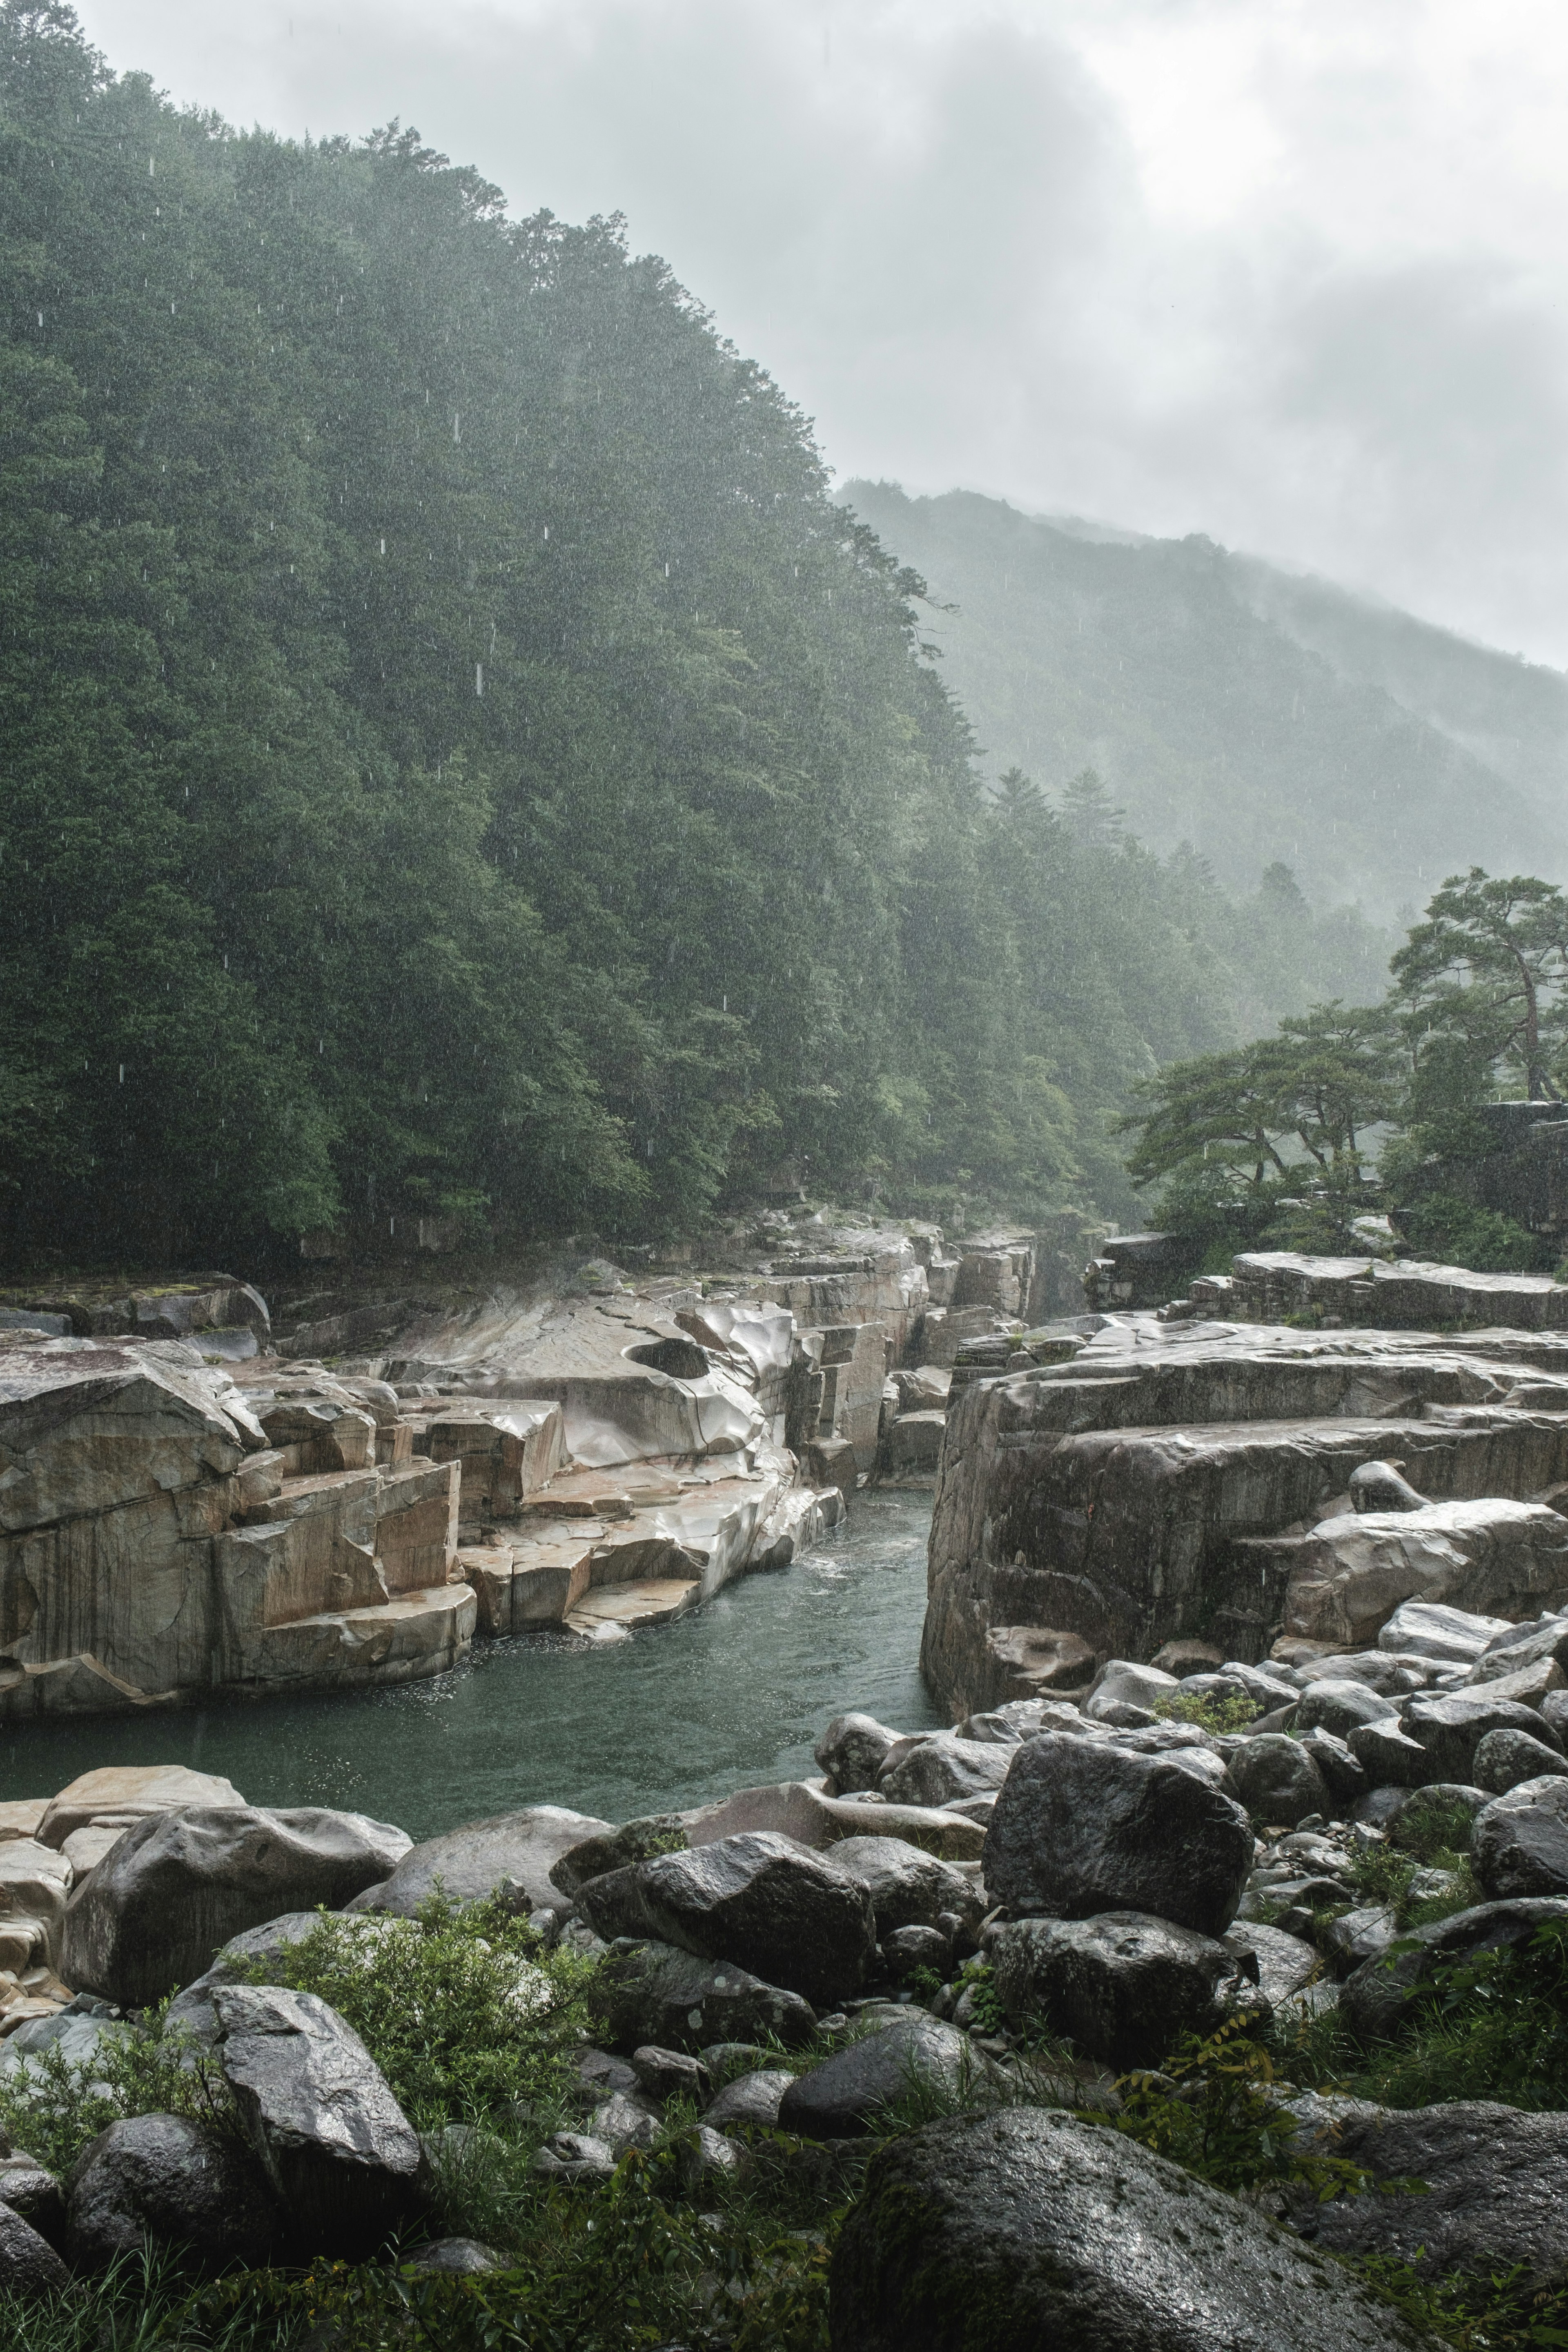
<box><xmin>0</xmin><ymin>1488</ymin><xmax>942</xmax><ymax>1842</ymax></box>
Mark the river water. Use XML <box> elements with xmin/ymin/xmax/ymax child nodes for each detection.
<box><xmin>0</xmin><ymin>1488</ymin><xmax>941</xmax><ymax>1842</ymax></box>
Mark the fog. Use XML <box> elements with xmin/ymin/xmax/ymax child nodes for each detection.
<box><xmin>76</xmin><ymin>0</ymin><xmax>1568</xmax><ymax>666</ymax></box>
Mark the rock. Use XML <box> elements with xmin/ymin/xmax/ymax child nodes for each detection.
<box><xmin>884</xmin><ymin>1924</ymin><xmax>951</xmax><ymax>1980</ymax></box>
<box><xmin>1221</xmin><ymin>1920</ymin><xmax>1321</xmax><ymax>2015</ymax></box>
<box><xmin>1293</xmin><ymin>1678</ymin><xmax>1399</xmax><ymax>1739</ymax></box>
<box><xmin>1403</xmin><ymin>1691</ymin><xmax>1564</xmax><ymax>1785</ymax></box>
<box><xmin>676</xmin><ymin>2125</ymin><xmax>743</xmax><ymax>2187</ymax></box>
<box><xmin>548</xmin><ymin>1816</ymin><xmax>687</xmax><ymax>1898</ymax></box>
<box><xmin>0</xmin><ymin>2156</ymin><xmax>65</xmax><ymax>2247</ymax></box>
<box><xmin>533</xmin><ymin>2131</ymin><xmax>616</xmax><ymax>2183</ymax></box>
<box><xmin>406</xmin><ymin>2237</ymin><xmax>502</xmax><ymax>2274</ymax></box>
<box><xmin>828</xmin><ymin>2106</ymin><xmax>1432</xmax><ymax>2352</ymax></box>
<box><xmin>1287</xmin><ymin>1500</ymin><xmax>1568</xmax><ymax>1653</ymax></box>
<box><xmin>1379</xmin><ymin>1599</ymin><xmax>1512</xmax><ymax>1665</ymax></box>
<box><xmin>353</xmin><ymin>1805</ymin><xmax>611</xmax><ymax>1918</ymax></box>
<box><xmin>1474</xmin><ymin>1727</ymin><xmax>1568</xmax><ymax>1794</ymax></box>
<box><xmin>1388</xmin><ymin>1784</ymin><xmax>1492</xmax><ymax>1849</ymax></box>
<box><xmin>0</xmin><ymin>2199</ymin><xmax>70</xmax><ymax>2292</ymax></box>
<box><xmin>63</xmin><ymin>1806</ymin><xmax>410</xmax><ymax>2007</ymax></box>
<box><xmin>1295</xmin><ymin>1725</ymin><xmax>1367</xmax><ymax>1805</ymax></box>
<box><xmin>1349</xmin><ymin>1459</ymin><xmax>1425</xmax><ymax>1512</ymax></box>
<box><xmin>1150</xmin><ymin>1639</ymin><xmax>1226</xmax><ymax>1677</ymax></box>
<box><xmin>702</xmin><ymin>2069</ymin><xmax>794</xmax><ymax>2132</ymax></box>
<box><xmin>67</xmin><ymin>2113</ymin><xmax>278</xmax><ymax>2269</ymax></box>
<box><xmin>778</xmin><ymin>2016</ymin><xmax>973</xmax><ymax>2140</ymax></box>
<box><xmin>1321</xmin><ymin>1902</ymin><xmax>1399</xmax><ymax>1969</ymax></box>
<box><xmin>821</xmin><ymin>1837</ymin><xmax>983</xmax><ymax>1943</ymax></box>
<box><xmin>1471</xmin><ymin>1615</ymin><xmax>1568</xmax><ymax>1682</ymax></box>
<box><xmin>576</xmin><ymin>1833</ymin><xmax>876</xmax><ymax>2007</ymax></box>
<box><xmin>1474</xmin><ymin>1777</ymin><xmax>1568</xmax><ymax>1896</ymax></box>
<box><xmin>0</xmin><ymin>1840</ymin><xmax>73</xmax><ymax>1967</ymax></box>
<box><xmin>1347</xmin><ymin>1719</ymin><xmax>1433</xmax><ymax>1786</ymax></box>
<box><xmin>1085</xmin><ymin>1660</ymin><xmax>1179</xmax><ymax>1714</ymax></box>
<box><xmin>587</xmin><ymin>2091</ymin><xmax>661</xmax><ymax>2152</ymax></box>
<box><xmin>679</xmin><ymin>1776</ymin><xmax>986</xmax><ymax>1862</ymax></box>
<box><xmin>604</xmin><ymin>1939</ymin><xmax>816</xmax><ymax>2054</ymax></box>
<box><xmin>875</xmin><ymin>1737</ymin><xmax>1013</xmax><ymax>1809</ymax></box>
<box><xmin>212</xmin><ymin>1984</ymin><xmax>425</xmax><ymax>2254</ymax></box>
<box><xmin>1341</xmin><ymin>1897</ymin><xmax>1568</xmax><ymax>2040</ymax></box>
<box><xmin>983</xmin><ymin>1733</ymin><xmax>1253</xmax><ymax>1936</ymax></box>
<box><xmin>1352</xmin><ymin>1785</ymin><xmax>1411</xmax><ymax>1828</ymax></box>
<box><xmin>37</xmin><ymin>1764</ymin><xmax>246</xmax><ymax>1850</ymax></box>
<box><xmin>1286</xmin><ymin>2100</ymin><xmax>1568</xmax><ymax>2288</ymax></box>
<box><xmin>163</xmin><ymin>1910</ymin><xmax>379</xmax><ymax>2046</ymax></box>
<box><xmin>991</xmin><ymin>1912</ymin><xmax>1247</xmax><ymax>2069</ymax></box>
<box><xmin>630</xmin><ymin>2045</ymin><xmax>709</xmax><ymax>2102</ymax></box>
<box><xmin>1222</xmin><ymin>1736</ymin><xmax>1330</xmax><ymax>1828</ymax></box>
<box><xmin>1471</xmin><ymin>1653</ymin><xmax>1568</xmax><ymax>1709</ymax></box>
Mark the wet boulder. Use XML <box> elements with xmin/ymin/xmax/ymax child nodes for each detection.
<box><xmin>68</xmin><ymin>2113</ymin><xmax>278</xmax><ymax>2270</ymax></box>
<box><xmin>829</xmin><ymin>2107</ymin><xmax>1432</xmax><ymax>2352</ymax></box>
<box><xmin>213</xmin><ymin>1984</ymin><xmax>425</xmax><ymax>2256</ymax></box>
<box><xmin>0</xmin><ymin>2201</ymin><xmax>69</xmax><ymax>2294</ymax></box>
<box><xmin>1222</xmin><ymin>1735</ymin><xmax>1329</xmax><ymax>1828</ymax></box>
<box><xmin>1403</xmin><ymin>1692</ymin><xmax>1564</xmax><ymax>1786</ymax></box>
<box><xmin>820</xmin><ymin>1836</ymin><xmax>983</xmax><ymax>1942</ymax></box>
<box><xmin>702</xmin><ymin>2068</ymin><xmax>794</xmax><ymax>2132</ymax></box>
<box><xmin>602</xmin><ymin>1939</ymin><xmax>815</xmax><ymax>2054</ymax></box>
<box><xmin>991</xmin><ymin>1912</ymin><xmax>1248</xmax><ymax>2070</ymax></box>
<box><xmin>1292</xmin><ymin>1678</ymin><xmax>1399</xmax><ymax>1740</ymax></box>
<box><xmin>1295</xmin><ymin>1726</ymin><xmax>1367</xmax><ymax>1806</ymax></box>
<box><xmin>351</xmin><ymin>1804</ymin><xmax>610</xmax><ymax>1918</ymax></box>
<box><xmin>576</xmin><ymin>1832</ymin><xmax>875</xmax><ymax>2007</ymax></box>
<box><xmin>1474</xmin><ymin>1777</ymin><xmax>1568</xmax><ymax>1898</ymax></box>
<box><xmin>983</xmin><ymin>1733</ymin><xmax>1252</xmax><ymax>1936</ymax></box>
<box><xmin>778</xmin><ymin>2016</ymin><xmax>973</xmax><ymax>2140</ymax></box>
<box><xmin>1474</xmin><ymin>1728</ymin><xmax>1568</xmax><ymax>1795</ymax></box>
<box><xmin>62</xmin><ymin>1806</ymin><xmax>411</xmax><ymax>2008</ymax></box>
<box><xmin>875</xmin><ymin>1737</ymin><xmax>1012</xmax><ymax>1810</ymax></box>
<box><xmin>815</xmin><ymin>1714</ymin><xmax>902</xmax><ymax>1795</ymax></box>
<box><xmin>1341</xmin><ymin>1897</ymin><xmax>1568</xmax><ymax>2041</ymax></box>
<box><xmin>548</xmin><ymin>1816</ymin><xmax>687</xmax><ymax>1899</ymax></box>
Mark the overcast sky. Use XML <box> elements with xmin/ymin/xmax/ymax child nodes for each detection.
<box><xmin>75</xmin><ymin>0</ymin><xmax>1568</xmax><ymax>667</ymax></box>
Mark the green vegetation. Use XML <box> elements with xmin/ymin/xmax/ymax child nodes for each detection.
<box><xmin>1151</xmin><ymin>1688</ymin><xmax>1263</xmax><ymax>1735</ymax></box>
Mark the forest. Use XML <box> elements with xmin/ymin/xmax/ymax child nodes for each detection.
<box><xmin>1</xmin><ymin>2</ymin><xmax>1392</xmax><ymax>1265</ymax></box>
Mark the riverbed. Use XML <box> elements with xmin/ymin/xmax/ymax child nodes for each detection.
<box><xmin>0</xmin><ymin>1488</ymin><xmax>941</xmax><ymax>1842</ymax></box>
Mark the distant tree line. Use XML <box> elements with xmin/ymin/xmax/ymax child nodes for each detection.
<box><xmin>1122</xmin><ymin>870</ymin><xmax>1568</xmax><ymax>1272</ymax></box>
<box><xmin>0</xmin><ymin>4</ymin><xmax>1389</xmax><ymax>1265</ymax></box>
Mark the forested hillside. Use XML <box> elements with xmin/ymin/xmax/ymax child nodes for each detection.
<box><xmin>844</xmin><ymin>482</ymin><xmax>1566</xmax><ymax>918</ymax></box>
<box><xmin>0</xmin><ymin>4</ymin><xmax>1390</xmax><ymax>1262</ymax></box>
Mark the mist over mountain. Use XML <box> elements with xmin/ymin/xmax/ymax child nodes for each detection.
<box><xmin>843</xmin><ymin>482</ymin><xmax>1567</xmax><ymax>920</ymax></box>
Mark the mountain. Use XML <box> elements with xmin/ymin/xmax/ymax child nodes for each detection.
<box><xmin>842</xmin><ymin>483</ymin><xmax>1567</xmax><ymax>918</ymax></box>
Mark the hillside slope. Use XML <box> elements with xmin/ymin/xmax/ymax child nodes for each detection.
<box><xmin>844</xmin><ymin>483</ymin><xmax>1565</xmax><ymax>915</ymax></box>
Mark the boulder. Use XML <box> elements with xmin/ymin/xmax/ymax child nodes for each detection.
<box><xmin>679</xmin><ymin>1776</ymin><xmax>985</xmax><ymax>1862</ymax></box>
<box><xmin>0</xmin><ymin>2199</ymin><xmax>70</xmax><ymax>2293</ymax></box>
<box><xmin>1474</xmin><ymin>1777</ymin><xmax>1568</xmax><ymax>1897</ymax></box>
<box><xmin>351</xmin><ymin>1805</ymin><xmax>611</xmax><ymax>1918</ymax></box>
<box><xmin>1286</xmin><ymin>1500</ymin><xmax>1568</xmax><ymax>1653</ymax></box>
<box><xmin>702</xmin><ymin>2069</ymin><xmax>794</xmax><ymax>2132</ymax></box>
<box><xmin>407</xmin><ymin>2237</ymin><xmax>503</xmax><ymax>2275</ymax></box>
<box><xmin>982</xmin><ymin>1734</ymin><xmax>1253</xmax><ymax>1936</ymax></box>
<box><xmin>62</xmin><ymin>1806</ymin><xmax>410</xmax><ymax>2007</ymax></box>
<box><xmin>1295</xmin><ymin>1726</ymin><xmax>1367</xmax><ymax>1806</ymax></box>
<box><xmin>991</xmin><ymin>1912</ymin><xmax>1247</xmax><ymax>2069</ymax></box>
<box><xmin>1285</xmin><ymin>2100</ymin><xmax>1568</xmax><ymax>2288</ymax></box>
<box><xmin>1221</xmin><ymin>1920</ymin><xmax>1321</xmax><ymax>2016</ymax></box>
<box><xmin>38</xmin><ymin>1764</ymin><xmax>246</xmax><ymax>1850</ymax></box>
<box><xmin>602</xmin><ymin>1939</ymin><xmax>815</xmax><ymax>2054</ymax></box>
<box><xmin>1379</xmin><ymin>1599</ymin><xmax>1511</xmax><ymax>1666</ymax></box>
<box><xmin>213</xmin><ymin>1984</ymin><xmax>425</xmax><ymax>2255</ymax></box>
<box><xmin>1388</xmin><ymin>1783</ymin><xmax>1492</xmax><ymax>1849</ymax></box>
<box><xmin>1085</xmin><ymin>1660</ymin><xmax>1179</xmax><ymax>1714</ymax></box>
<box><xmin>630</xmin><ymin>2045</ymin><xmax>709</xmax><ymax>2102</ymax></box>
<box><xmin>0</xmin><ymin>2154</ymin><xmax>65</xmax><ymax>2248</ymax></box>
<box><xmin>821</xmin><ymin>1838</ymin><xmax>983</xmax><ymax>1942</ymax></box>
<box><xmin>1292</xmin><ymin>1678</ymin><xmax>1399</xmax><ymax>1739</ymax></box>
<box><xmin>67</xmin><ymin>2113</ymin><xmax>278</xmax><ymax>2269</ymax></box>
<box><xmin>1221</xmin><ymin>1736</ymin><xmax>1329</xmax><ymax>1829</ymax></box>
<box><xmin>814</xmin><ymin>1714</ymin><xmax>903</xmax><ymax>1795</ymax></box>
<box><xmin>532</xmin><ymin>2131</ymin><xmax>615</xmax><ymax>2183</ymax></box>
<box><xmin>828</xmin><ymin>2107</ymin><xmax>1432</xmax><ymax>2352</ymax></box>
<box><xmin>1474</xmin><ymin>1727</ymin><xmax>1568</xmax><ymax>1794</ymax></box>
<box><xmin>778</xmin><ymin>2016</ymin><xmax>973</xmax><ymax>2140</ymax></box>
<box><xmin>575</xmin><ymin>1832</ymin><xmax>876</xmax><ymax>2008</ymax></box>
<box><xmin>1347</xmin><ymin>1719</ymin><xmax>1434</xmax><ymax>1786</ymax></box>
<box><xmin>586</xmin><ymin>2091</ymin><xmax>661</xmax><ymax>2152</ymax></box>
<box><xmin>1470</xmin><ymin>1615</ymin><xmax>1568</xmax><ymax>1683</ymax></box>
<box><xmin>0</xmin><ymin>1839</ymin><xmax>73</xmax><ymax>1967</ymax></box>
<box><xmin>1348</xmin><ymin>1459</ymin><xmax>1425</xmax><ymax>1512</ymax></box>
<box><xmin>876</xmin><ymin>1737</ymin><xmax>1013</xmax><ymax>1810</ymax></box>
<box><xmin>1403</xmin><ymin>1691</ymin><xmax>1564</xmax><ymax>1785</ymax></box>
<box><xmin>548</xmin><ymin>1816</ymin><xmax>687</xmax><ymax>1900</ymax></box>
<box><xmin>1341</xmin><ymin>1898</ymin><xmax>1568</xmax><ymax>2041</ymax></box>
<box><xmin>163</xmin><ymin>1910</ymin><xmax>376</xmax><ymax>2046</ymax></box>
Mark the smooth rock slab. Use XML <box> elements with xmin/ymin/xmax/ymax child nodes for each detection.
<box><xmin>213</xmin><ymin>1984</ymin><xmax>424</xmax><ymax>2256</ymax></box>
<box><xmin>991</xmin><ymin>1912</ymin><xmax>1247</xmax><ymax>2069</ymax></box>
<box><xmin>62</xmin><ymin>1805</ymin><xmax>410</xmax><ymax>2007</ymax></box>
<box><xmin>1474</xmin><ymin>1776</ymin><xmax>1568</xmax><ymax>1897</ymax></box>
<box><xmin>1286</xmin><ymin>2100</ymin><xmax>1568</xmax><ymax>2287</ymax></box>
<box><xmin>779</xmin><ymin>2016</ymin><xmax>973</xmax><ymax>2140</ymax></box>
<box><xmin>983</xmin><ymin>1733</ymin><xmax>1253</xmax><ymax>1935</ymax></box>
<box><xmin>68</xmin><ymin>2113</ymin><xmax>278</xmax><ymax>2270</ymax></box>
<box><xmin>828</xmin><ymin>2106</ymin><xmax>1432</xmax><ymax>2352</ymax></box>
<box><xmin>576</xmin><ymin>1832</ymin><xmax>876</xmax><ymax>2007</ymax></box>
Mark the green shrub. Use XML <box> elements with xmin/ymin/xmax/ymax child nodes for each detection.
<box><xmin>1151</xmin><ymin>1689</ymin><xmax>1263</xmax><ymax>1735</ymax></box>
<box><xmin>1343</xmin><ymin>1829</ymin><xmax>1479</xmax><ymax>1928</ymax></box>
<box><xmin>0</xmin><ymin>2000</ymin><xmax>239</xmax><ymax>2179</ymax></box>
<box><xmin>1396</xmin><ymin>1194</ymin><xmax>1550</xmax><ymax>1274</ymax></box>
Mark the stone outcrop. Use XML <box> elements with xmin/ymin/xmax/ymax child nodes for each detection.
<box><xmin>1231</xmin><ymin>1250</ymin><xmax>1568</xmax><ymax>1332</ymax></box>
<box><xmin>924</xmin><ymin>1312</ymin><xmax>1568</xmax><ymax>1719</ymax></box>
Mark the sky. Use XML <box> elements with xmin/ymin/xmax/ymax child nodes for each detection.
<box><xmin>74</xmin><ymin>0</ymin><xmax>1568</xmax><ymax>668</ymax></box>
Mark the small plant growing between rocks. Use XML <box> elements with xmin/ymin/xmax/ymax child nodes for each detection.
<box><xmin>1151</xmin><ymin>1690</ymin><xmax>1263</xmax><ymax>1735</ymax></box>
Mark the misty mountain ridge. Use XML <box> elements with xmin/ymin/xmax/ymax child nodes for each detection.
<box><xmin>842</xmin><ymin>481</ymin><xmax>1568</xmax><ymax>920</ymax></box>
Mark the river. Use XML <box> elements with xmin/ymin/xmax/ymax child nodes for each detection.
<box><xmin>0</xmin><ymin>1487</ymin><xmax>941</xmax><ymax>1842</ymax></box>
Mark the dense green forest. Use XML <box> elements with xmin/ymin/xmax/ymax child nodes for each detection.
<box><xmin>844</xmin><ymin>482</ymin><xmax>1566</xmax><ymax>918</ymax></box>
<box><xmin>0</xmin><ymin>4</ymin><xmax>1394</xmax><ymax>1264</ymax></box>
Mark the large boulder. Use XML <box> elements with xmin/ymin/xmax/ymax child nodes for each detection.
<box><xmin>876</xmin><ymin>1737</ymin><xmax>1013</xmax><ymax>1809</ymax></box>
<box><xmin>575</xmin><ymin>1832</ymin><xmax>876</xmax><ymax>2007</ymax></box>
<box><xmin>1403</xmin><ymin>1691</ymin><xmax>1564</xmax><ymax>1785</ymax></box>
<box><xmin>213</xmin><ymin>1984</ymin><xmax>425</xmax><ymax>2256</ymax></box>
<box><xmin>68</xmin><ymin>2113</ymin><xmax>278</xmax><ymax>2269</ymax></box>
<box><xmin>1341</xmin><ymin>1897</ymin><xmax>1568</xmax><ymax>2041</ymax></box>
<box><xmin>1285</xmin><ymin>2100</ymin><xmax>1568</xmax><ymax>2288</ymax></box>
<box><xmin>547</xmin><ymin>1816</ymin><xmax>688</xmax><ymax>1899</ymax></box>
<box><xmin>164</xmin><ymin>1911</ymin><xmax>399</xmax><ymax>2047</ymax></box>
<box><xmin>982</xmin><ymin>1734</ymin><xmax>1252</xmax><ymax>1936</ymax></box>
<box><xmin>38</xmin><ymin>1764</ymin><xmax>246</xmax><ymax>1851</ymax></box>
<box><xmin>1474</xmin><ymin>1728</ymin><xmax>1568</xmax><ymax>1795</ymax></box>
<box><xmin>1474</xmin><ymin>1777</ymin><xmax>1568</xmax><ymax>1898</ymax></box>
<box><xmin>353</xmin><ymin>1805</ymin><xmax>612</xmax><ymax>1917</ymax></box>
<box><xmin>990</xmin><ymin>1913</ymin><xmax>1247</xmax><ymax>2070</ymax></box>
<box><xmin>1221</xmin><ymin>1735</ymin><xmax>1329</xmax><ymax>1828</ymax></box>
<box><xmin>1379</xmin><ymin>1598</ymin><xmax>1511</xmax><ymax>1666</ymax></box>
<box><xmin>778</xmin><ymin>2016</ymin><xmax>973</xmax><ymax>2140</ymax></box>
<box><xmin>62</xmin><ymin>1806</ymin><xmax>410</xmax><ymax>2007</ymax></box>
<box><xmin>828</xmin><ymin>2107</ymin><xmax>1432</xmax><ymax>2352</ymax></box>
<box><xmin>0</xmin><ymin>2199</ymin><xmax>70</xmax><ymax>2293</ymax></box>
<box><xmin>820</xmin><ymin>1838</ymin><xmax>984</xmax><ymax>1942</ymax></box>
<box><xmin>602</xmin><ymin>1939</ymin><xmax>815</xmax><ymax>2054</ymax></box>
<box><xmin>1285</xmin><ymin>1499</ymin><xmax>1568</xmax><ymax>1651</ymax></box>
<box><xmin>1292</xmin><ymin>1678</ymin><xmax>1399</xmax><ymax>1739</ymax></box>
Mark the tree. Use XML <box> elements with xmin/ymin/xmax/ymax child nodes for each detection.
<box><xmin>1392</xmin><ymin>869</ymin><xmax>1568</xmax><ymax>1104</ymax></box>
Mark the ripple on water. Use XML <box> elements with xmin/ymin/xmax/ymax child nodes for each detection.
<box><xmin>0</xmin><ymin>1487</ymin><xmax>942</xmax><ymax>1843</ymax></box>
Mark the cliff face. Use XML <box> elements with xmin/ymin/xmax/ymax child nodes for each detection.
<box><xmin>921</xmin><ymin>1316</ymin><xmax>1568</xmax><ymax>1722</ymax></box>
